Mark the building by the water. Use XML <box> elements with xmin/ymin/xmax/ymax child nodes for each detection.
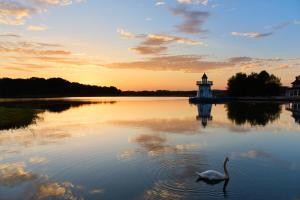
<box><xmin>196</xmin><ymin>73</ymin><xmax>213</xmax><ymax>98</ymax></box>
<box><xmin>286</xmin><ymin>76</ymin><xmax>300</xmax><ymax>97</ymax></box>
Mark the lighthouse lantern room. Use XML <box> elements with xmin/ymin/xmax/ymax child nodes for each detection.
<box><xmin>196</xmin><ymin>73</ymin><xmax>213</xmax><ymax>98</ymax></box>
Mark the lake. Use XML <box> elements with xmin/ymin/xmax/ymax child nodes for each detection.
<box><xmin>0</xmin><ymin>97</ymin><xmax>300</xmax><ymax>200</ymax></box>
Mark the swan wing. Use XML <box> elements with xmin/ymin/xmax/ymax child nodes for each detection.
<box><xmin>196</xmin><ymin>170</ymin><xmax>225</xmax><ymax>180</ymax></box>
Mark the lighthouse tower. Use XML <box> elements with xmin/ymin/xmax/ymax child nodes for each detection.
<box><xmin>196</xmin><ymin>73</ymin><xmax>213</xmax><ymax>98</ymax></box>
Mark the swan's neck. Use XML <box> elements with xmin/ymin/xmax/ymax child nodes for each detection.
<box><xmin>223</xmin><ymin>159</ymin><xmax>229</xmax><ymax>179</ymax></box>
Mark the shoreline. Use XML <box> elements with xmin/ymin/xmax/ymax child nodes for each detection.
<box><xmin>189</xmin><ymin>96</ymin><xmax>300</xmax><ymax>103</ymax></box>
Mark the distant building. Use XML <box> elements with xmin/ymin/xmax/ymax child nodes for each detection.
<box><xmin>196</xmin><ymin>104</ymin><xmax>213</xmax><ymax>127</ymax></box>
<box><xmin>286</xmin><ymin>76</ymin><xmax>300</xmax><ymax>97</ymax></box>
<box><xmin>197</xmin><ymin>73</ymin><xmax>213</xmax><ymax>98</ymax></box>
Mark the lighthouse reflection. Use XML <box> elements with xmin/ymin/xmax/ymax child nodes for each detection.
<box><xmin>194</xmin><ymin>102</ymin><xmax>283</xmax><ymax>127</ymax></box>
<box><xmin>196</xmin><ymin>104</ymin><xmax>213</xmax><ymax>128</ymax></box>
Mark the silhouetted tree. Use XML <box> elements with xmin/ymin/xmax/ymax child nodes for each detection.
<box><xmin>227</xmin><ymin>71</ymin><xmax>281</xmax><ymax>97</ymax></box>
<box><xmin>0</xmin><ymin>77</ymin><xmax>121</xmax><ymax>97</ymax></box>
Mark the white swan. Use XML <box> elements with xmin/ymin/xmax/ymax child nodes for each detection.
<box><xmin>196</xmin><ymin>157</ymin><xmax>229</xmax><ymax>181</ymax></box>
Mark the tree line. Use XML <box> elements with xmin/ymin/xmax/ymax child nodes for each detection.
<box><xmin>0</xmin><ymin>77</ymin><xmax>121</xmax><ymax>97</ymax></box>
<box><xmin>227</xmin><ymin>70</ymin><xmax>282</xmax><ymax>97</ymax></box>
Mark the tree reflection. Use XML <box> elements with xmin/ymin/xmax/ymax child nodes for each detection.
<box><xmin>0</xmin><ymin>100</ymin><xmax>115</xmax><ymax>131</ymax></box>
<box><xmin>225</xmin><ymin>102</ymin><xmax>282</xmax><ymax>126</ymax></box>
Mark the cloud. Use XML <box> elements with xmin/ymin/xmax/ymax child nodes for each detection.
<box><xmin>0</xmin><ymin>46</ymin><xmax>71</xmax><ymax>55</ymax></box>
<box><xmin>0</xmin><ymin>32</ymin><xmax>21</xmax><ymax>37</ymax></box>
<box><xmin>31</xmin><ymin>0</ymin><xmax>85</xmax><ymax>6</ymax></box>
<box><xmin>27</xmin><ymin>24</ymin><xmax>49</xmax><ymax>31</ymax></box>
<box><xmin>117</xmin><ymin>29</ymin><xmax>204</xmax><ymax>55</ymax></box>
<box><xmin>0</xmin><ymin>0</ymin><xmax>85</xmax><ymax>26</ymax></box>
<box><xmin>230</xmin><ymin>31</ymin><xmax>273</xmax><ymax>38</ymax></box>
<box><xmin>0</xmin><ymin>0</ymin><xmax>37</xmax><ymax>25</ymax></box>
<box><xmin>155</xmin><ymin>1</ymin><xmax>165</xmax><ymax>6</ymax></box>
<box><xmin>104</xmin><ymin>55</ymin><xmax>300</xmax><ymax>73</ymax></box>
<box><xmin>142</xmin><ymin>34</ymin><xmax>201</xmax><ymax>46</ymax></box>
<box><xmin>170</xmin><ymin>6</ymin><xmax>209</xmax><ymax>34</ymax></box>
<box><xmin>230</xmin><ymin>22</ymin><xmax>290</xmax><ymax>39</ymax></box>
<box><xmin>0</xmin><ymin>40</ymin><xmax>71</xmax><ymax>58</ymax></box>
<box><xmin>177</xmin><ymin>0</ymin><xmax>208</xmax><ymax>6</ymax></box>
<box><xmin>228</xmin><ymin>56</ymin><xmax>253</xmax><ymax>63</ymax></box>
<box><xmin>130</xmin><ymin>34</ymin><xmax>202</xmax><ymax>55</ymax></box>
<box><xmin>129</xmin><ymin>45</ymin><xmax>167</xmax><ymax>55</ymax></box>
<box><xmin>117</xmin><ymin>28</ymin><xmax>136</xmax><ymax>39</ymax></box>
<box><xmin>104</xmin><ymin>55</ymin><xmax>231</xmax><ymax>72</ymax></box>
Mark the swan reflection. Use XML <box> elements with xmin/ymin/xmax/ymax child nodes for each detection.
<box><xmin>196</xmin><ymin>177</ymin><xmax>230</xmax><ymax>196</ymax></box>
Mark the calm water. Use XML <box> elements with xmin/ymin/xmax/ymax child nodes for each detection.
<box><xmin>0</xmin><ymin>97</ymin><xmax>300</xmax><ymax>200</ymax></box>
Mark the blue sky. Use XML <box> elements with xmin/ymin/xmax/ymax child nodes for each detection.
<box><xmin>0</xmin><ymin>0</ymin><xmax>299</xmax><ymax>90</ymax></box>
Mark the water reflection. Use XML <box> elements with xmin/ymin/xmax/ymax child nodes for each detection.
<box><xmin>286</xmin><ymin>102</ymin><xmax>300</xmax><ymax>124</ymax></box>
<box><xmin>0</xmin><ymin>100</ymin><xmax>115</xmax><ymax>130</ymax></box>
<box><xmin>196</xmin><ymin>178</ymin><xmax>230</xmax><ymax>196</ymax></box>
<box><xmin>0</xmin><ymin>98</ymin><xmax>300</xmax><ymax>200</ymax></box>
<box><xmin>196</xmin><ymin>104</ymin><xmax>213</xmax><ymax>128</ymax></box>
<box><xmin>0</xmin><ymin>161</ymin><xmax>86</xmax><ymax>199</ymax></box>
<box><xmin>225</xmin><ymin>102</ymin><xmax>281</xmax><ymax>126</ymax></box>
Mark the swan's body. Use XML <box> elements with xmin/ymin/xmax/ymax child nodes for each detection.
<box><xmin>196</xmin><ymin>170</ymin><xmax>226</xmax><ymax>180</ymax></box>
<box><xmin>196</xmin><ymin>157</ymin><xmax>229</xmax><ymax>181</ymax></box>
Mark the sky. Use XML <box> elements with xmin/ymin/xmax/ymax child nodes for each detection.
<box><xmin>0</xmin><ymin>0</ymin><xmax>299</xmax><ymax>90</ymax></box>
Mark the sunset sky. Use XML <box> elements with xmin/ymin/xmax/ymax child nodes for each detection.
<box><xmin>0</xmin><ymin>0</ymin><xmax>299</xmax><ymax>90</ymax></box>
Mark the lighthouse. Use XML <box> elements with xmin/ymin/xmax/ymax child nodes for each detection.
<box><xmin>196</xmin><ymin>73</ymin><xmax>213</xmax><ymax>98</ymax></box>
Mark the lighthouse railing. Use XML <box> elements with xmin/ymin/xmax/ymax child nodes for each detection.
<box><xmin>197</xmin><ymin>81</ymin><xmax>213</xmax><ymax>85</ymax></box>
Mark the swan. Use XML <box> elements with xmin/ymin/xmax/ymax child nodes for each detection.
<box><xmin>196</xmin><ymin>157</ymin><xmax>229</xmax><ymax>181</ymax></box>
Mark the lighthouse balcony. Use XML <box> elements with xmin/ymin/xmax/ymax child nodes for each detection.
<box><xmin>197</xmin><ymin>81</ymin><xmax>213</xmax><ymax>85</ymax></box>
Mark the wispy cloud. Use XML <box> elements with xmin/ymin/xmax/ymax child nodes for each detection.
<box><xmin>0</xmin><ymin>0</ymin><xmax>85</xmax><ymax>26</ymax></box>
<box><xmin>230</xmin><ymin>22</ymin><xmax>290</xmax><ymax>39</ymax></box>
<box><xmin>0</xmin><ymin>32</ymin><xmax>21</xmax><ymax>37</ymax></box>
<box><xmin>230</xmin><ymin>31</ymin><xmax>273</xmax><ymax>38</ymax></box>
<box><xmin>155</xmin><ymin>1</ymin><xmax>165</xmax><ymax>6</ymax></box>
<box><xmin>228</xmin><ymin>56</ymin><xmax>253</xmax><ymax>63</ymax></box>
<box><xmin>117</xmin><ymin>28</ymin><xmax>137</xmax><ymax>39</ymax></box>
<box><xmin>0</xmin><ymin>0</ymin><xmax>37</xmax><ymax>25</ymax></box>
<box><xmin>117</xmin><ymin>28</ymin><xmax>204</xmax><ymax>55</ymax></box>
<box><xmin>170</xmin><ymin>6</ymin><xmax>209</xmax><ymax>34</ymax></box>
<box><xmin>27</xmin><ymin>24</ymin><xmax>49</xmax><ymax>31</ymax></box>
<box><xmin>104</xmin><ymin>55</ymin><xmax>231</xmax><ymax>72</ymax></box>
<box><xmin>142</xmin><ymin>34</ymin><xmax>201</xmax><ymax>45</ymax></box>
<box><xmin>129</xmin><ymin>45</ymin><xmax>167</xmax><ymax>55</ymax></box>
<box><xmin>31</xmin><ymin>0</ymin><xmax>85</xmax><ymax>6</ymax></box>
<box><xmin>104</xmin><ymin>55</ymin><xmax>300</xmax><ymax>73</ymax></box>
<box><xmin>177</xmin><ymin>0</ymin><xmax>208</xmax><ymax>6</ymax></box>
